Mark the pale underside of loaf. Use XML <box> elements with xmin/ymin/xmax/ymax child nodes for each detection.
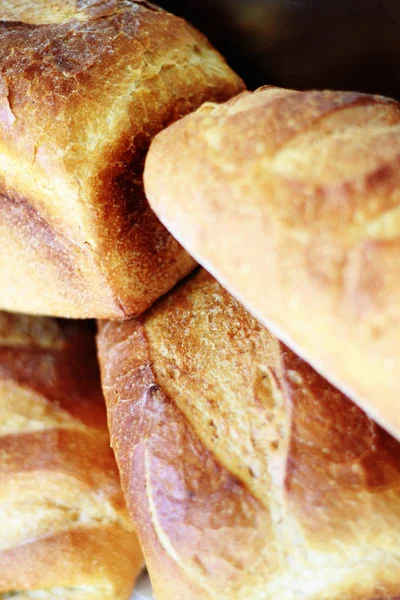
<box><xmin>97</xmin><ymin>269</ymin><xmax>400</xmax><ymax>600</ymax></box>
<box><xmin>0</xmin><ymin>0</ymin><xmax>243</xmax><ymax>318</ymax></box>
<box><xmin>144</xmin><ymin>86</ymin><xmax>400</xmax><ymax>442</ymax></box>
<box><xmin>0</xmin><ymin>314</ymin><xmax>142</xmax><ymax>599</ymax></box>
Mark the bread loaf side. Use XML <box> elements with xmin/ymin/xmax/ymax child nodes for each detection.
<box><xmin>0</xmin><ymin>313</ymin><xmax>143</xmax><ymax>598</ymax></box>
<box><xmin>98</xmin><ymin>269</ymin><xmax>400</xmax><ymax>600</ymax></box>
<box><xmin>145</xmin><ymin>86</ymin><xmax>400</xmax><ymax>440</ymax></box>
<box><xmin>0</xmin><ymin>0</ymin><xmax>243</xmax><ymax>318</ymax></box>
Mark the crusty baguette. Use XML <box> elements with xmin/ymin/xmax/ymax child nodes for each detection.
<box><xmin>98</xmin><ymin>269</ymin><xmax>400</xmax><ymax>600</ymax></box>
<box><xmin>0</xmin><ymin>0</ymin><xmax>243</xmax><ymax>319</ymax></box>
<box><xmin>0</xmin><ymin>313</ymin><xmax>143</xmax><ymax>599</ymax></box>
<box><xmin>145</xmin><ymin>85</ymin><xmax>400</xmax><ymax>441</ymax></box>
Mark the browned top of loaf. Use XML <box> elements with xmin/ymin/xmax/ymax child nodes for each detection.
<box><xmin>144</xmin><ymin>86</ymin><xmax>400</xmax><ymax>439</ymax></box>
<box><xmin>0</xmin><ymin>313</ymin><xmax>143</xmax><ymax>598</ymax></box>
<box><xmin>0</xmin><ymin>0</ymin><xmax>238</xmax><ymax>183</ymax></box>
<box><xmin>0</xmin><ymin>1</ymin><xmax>242</xmax><ymax>317</ymax></box>
<box><xmin>98</xmin><ymin>269</ymin><xmax>400</xmax><ymax>600</ymax></box>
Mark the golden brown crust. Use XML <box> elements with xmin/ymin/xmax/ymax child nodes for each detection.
<box><xmin>145</xmin><ymin>86</ymin><xmax>400</xmax><ymax>440</ymax></box>
<box><xmin>0</xmin><ymin>0</ymin><xmax>243</xmax><ymax>318</ymax></box>
<box><xmin>98</xmin><ymin>308</ymin><xmax>273</xmax><ymax>600</ymax></box>
<box><xmin>97</xmin><ymin>269</ymin><xmax>400</xmax><ymax>600</ymax></box>
<box><xmin>0</xmin><ymin>313</ymin><xmax>143</xmax><ymax>598</ymax></box>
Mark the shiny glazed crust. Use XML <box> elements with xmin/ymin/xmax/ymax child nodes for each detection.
<box><xmin>98</xmin><ymin>269</ymin><xmax>400</xmax><ymax>600</ymax></box>
<box><xmin>0</xmin><ymin>0</ymin><xmax>243</xmax><ymax>318</ymax></box>
<box><xmin>0</xmin><ymin>313</ymin><xmax>143</xmax><ymax>598</ymax></box>
<box><xmin>145</xmin><ymin>86</ymin><xmax>400</xmax><ymax>440</ymax></box>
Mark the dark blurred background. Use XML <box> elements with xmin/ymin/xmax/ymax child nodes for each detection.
<box><xmin>157</xmin><ymin>0</ymin><xmax>400</xmax><ymax>99</ymax></box>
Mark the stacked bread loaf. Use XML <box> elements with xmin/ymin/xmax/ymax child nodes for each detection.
<box><xmin>0</xmin><ymin>313</ymin><xmax>144</xmax><ymax>598</ymax></box>
<box><xmin>0</xmin><ymin>0</ymin><xmax>242</xmax><ymax>318</ymax></box>
<box><xmin>1</xmin><ymin>1</ymin><xmax>400</xmax><ymax>599</ymax></box>
<box><xmin>98</xmin><ymin>269</ymin><xmax>400</xmax><ymax>600</ymax></box>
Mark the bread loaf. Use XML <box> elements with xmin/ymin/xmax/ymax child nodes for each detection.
<box><xmin>98</xmin><ymin>269</ymin><xmax>400</xmax><ymax>600</ymax></box>
<box><xmin>0</xmin><ymin>313</ymin><xmax>143</xmax><ymax>598</ymax></box>
<box><xmin>145</xmin><ymin>86</ymin><xmax>400</xmax><ymax>440</ymax></box>
<box><xmin>0</xmin><ymin>0</ymin><xmax>243</xmax><ymax>318</ymax></box>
